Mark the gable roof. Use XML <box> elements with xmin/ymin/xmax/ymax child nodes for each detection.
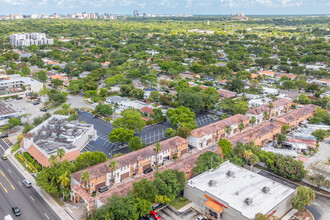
<box><xmin>275</xmin><ymin>104</ymin><xmax>317</xmax><ymax>124</ymax></box>
<box><xmin>190</xmin><ymin>114</ymin><xmax>250</xmax><ymax>138</ymax></box>
<box><xmin>26</xmin><ymin>145</ymin><xmax>50</xmax><ymax>167</ymax></box>
<box><xmin>247</xmin><ymin>99</ymin><xmax>292</xmax><ymax>115</ymax></box>
<box><xmin>140</xmin><ymin>107</ymin><xmax>154</xmax><ymax>115</ymax></box>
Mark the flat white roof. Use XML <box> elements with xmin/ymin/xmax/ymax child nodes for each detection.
<box><xmin>187</xmin><ymin>161</ymin><xmax>295</xmax><ymax>219</ymax></box>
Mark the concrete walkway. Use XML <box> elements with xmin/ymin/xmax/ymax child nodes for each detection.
<box><xmin>6</xmin><ymin>148</ymin><xmax>74</xmax><ymax>220</ymax></box>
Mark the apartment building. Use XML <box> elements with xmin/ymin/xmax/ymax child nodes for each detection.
<box><xmin>246</xmin><ymin>99</ymin><xmax>292</xmax><ymax>126</ymax></box>
<box><xmin>188</xmin><ymin>114</ymin><xmax>250</xmax><ymax>150</ymax></box>
<box><xmin>70</xmin><ymin>136</ymin><xmax>189</xmax><ymax>195</ymax></box>
<box><xmin>0</xmin><ymin>74</ymin><xmax>43</xmax><ymax>98</ymax></box>
<box><xmin>10</xmin><ymin>33</ymin><xmax>54</xmax><ymax>47</ymax></box>
<box><xmin>274</xmin><ymin>104</ymin><xmax>317</xmax><ymax>128</ymax></box>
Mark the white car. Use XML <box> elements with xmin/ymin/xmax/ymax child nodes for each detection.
<box><xmin>22</xmin><ymin>179</ymin><xmax>32</xmax><ymax>188</ymax></box>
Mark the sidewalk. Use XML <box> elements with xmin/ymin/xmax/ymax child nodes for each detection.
<box><xmin>5</xmin><ymin>148</ymin><xmax>74</xmax><ymax>220</ymax></box>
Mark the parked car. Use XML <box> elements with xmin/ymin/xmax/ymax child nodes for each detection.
<box><xmin>1</xmin><ymin>155</ymin><xmax>8</xmax><ymax>160</ymax></box>
<box><xmin>0</xmin><ymin>133</ymin><xmax>8</xmax><ymax>138</ymax></box>
<box><xmin>16</xmin><ymin>97</ymin><xmax>23</xmax><ymax>100</ymax></box>
<box><xmin>40</xmin><ymin>108</ymin><xmax>47</xmax><ymax>112</ymax></box>
<box><xmin>98</xmin><ymin>186</ymin><xmax>109</xmax><ymax>193</ymax></box>
<box><xmin>33</xmin><ymin>102</ymin><xmax>40</xmax><ymax>105</ymax></box>
<box><xmin>92</xmin><ymin>114</ymin><xmax>99</xmax><ymax>118</ymax></box>
<box><xmin>22</xmin><ymin>179</ymin><xmax>32</xmax><ymax>188</ymax></box>
<box><xmin>143</xmin><ymin>168</ymin><xmax>153</xmax><ymax>174</ymax></box>
<box><xmin>11</xmin><ymin>207</ymin><xmax>21</xmax><ymax>216</ymax></box>
<box><xmin>150</xmin><ymin>211</ymin><xmax>161</xmax><ymax>220</ymax></box>
<box><xmin>144</xmin><ymin>214</ymin><xmax>156</xmax><ymax>220</ymax></box>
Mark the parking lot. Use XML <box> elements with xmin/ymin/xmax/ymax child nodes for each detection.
<box><xmin>195</xmin><ymin>112</ymin><xmax>220</xmax><ymax>128</ymax></box>
<box><xmin>157</xmin><ymin>205</ymin><xmax>204</xmax><ymax>220</ymax></box>
<box><xmin>79</xmin><ymin>111</ymin><xmax>222</xmax><ymax>158</ymax></box>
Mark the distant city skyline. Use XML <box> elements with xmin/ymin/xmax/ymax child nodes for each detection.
<box><xmin>0</xmin><ymin>0</ymin><xmax>329</xmax><ymax>15</ymax></box>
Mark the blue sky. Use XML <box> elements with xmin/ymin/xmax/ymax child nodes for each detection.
<box><xmin>0</xmin><ymin>0</ymin><xmax>329</xmax><ymax>15</ymax></box>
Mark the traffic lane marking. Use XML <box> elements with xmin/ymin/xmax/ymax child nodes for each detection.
<box><xmin>0</xmin><ymin>181</ymin><xmax>8</xmax><ymax>193</ymax></box>
<box><xmin>0</xmin><ymin>169</ymin><xmax>15</xmax><ymax>190</ymax></box>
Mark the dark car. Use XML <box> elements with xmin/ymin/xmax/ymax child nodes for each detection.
<box><xmin>0</xmin><ymin>133</ymin><xmax>8</xmax><ymax>138</ymax></box>
<box><xmin>12</xmin><ymin>206</ymin><xmax>21</xmax><ymax>216</ymax></box>
<box><xmin>92</xmin><ymin>114</ymin><xmax>99</xmax><ymax>118</ymax></box>
<box><xmin>143</xmin><ymin>168</ymin><xmax>153</xmax><ymax>174</ymax></box>
<box><xmin>16</xmin><ymin>97</ymin><xmax>23</xmax><ymax>100</ymax></box>
<box><xmin>40</xmin><ymin>108</ymin><xmax>47</xmax><ymax>112</ymax></box>
<box><xmin>145</xmin><ymin>214</ymin><xmax>156</xmax><ymax>220</ymax></box>
<box><xmin>33</xmin><ymin>102</ymin><xmax>40</xmax><ymax>105</ymax></box>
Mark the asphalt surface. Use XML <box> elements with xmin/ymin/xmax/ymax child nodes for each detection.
<box><xmin>79</xmin><ymin>111</ymin><xmax>221</xmax><ymax>158</ymax></box>
<box><xmin>258</xmin><ymin>170</ymin><xmax>330</xmax><ymax>220</ymax></box>
<box><xmin>0</xmin><ymin>139</ymin><xmax>61</xmax><ymax>220</ymax></box>
<box><xmin>157</xmin><ymin>205</ymin><xmax>204</xmax><ymax>220</ymax></box>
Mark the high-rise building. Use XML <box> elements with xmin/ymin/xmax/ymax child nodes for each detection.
<box><xmin>133</xmin><ymin>10</ymin><xmax>139</xmax><ymax>17</ymax></box>
<box><xmin>10</xmin><ymin>33</ymin><xmax>54</xmax><ymax>47</ymax></box>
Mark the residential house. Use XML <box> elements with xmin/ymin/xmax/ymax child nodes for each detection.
<box><xmin>70</xmin><ymin>136</ymin><xmax>189</xmax><ymax>195</ymax></box>
<box><xmin>188</xmin><ymin>114</ymin><xmax>250</xmax><ymax>150</ymax></box>
<box><xmin>315</xmin><ymin>79</ymin><xmax>330</xmax><ymax>87</ymax></box>
<box><xmin>259</xmin><ymin>70</ymin><xmax>275</xmax><ymax>77</ymax></box>
<box><xmin>246</xmin><ymin>99</ymin><xmax>292</xmax><ymax>126</ymax></box>
<box><xmin>217</xmin><ymin>89</ymin><xmax>236</xmax><ymax>99</ymax></box>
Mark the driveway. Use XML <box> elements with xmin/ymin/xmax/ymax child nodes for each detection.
<box><xmin>157</xmin><ymin>205</ymin><xmax>204</xmax><ymax>220</ymax></box>
<box><xmin>304</xmin><ymin>137</ymin><xmax>330</xmax><ymax>169</ymax></box>
<box><xmin>258</xmin><ymin>170</ymin><xmax>330</xmax><ymax>220</ymax></box>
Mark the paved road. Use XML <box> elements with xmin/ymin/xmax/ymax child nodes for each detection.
<box><xmin>258</xmin><ymin>170</ymin><xmax>330</xmax><ymax>220</ymax></box>
<box><xmin>0</xmin><ymin>139</ymin><xmax>61</xmax><ymax>220</ymax></box>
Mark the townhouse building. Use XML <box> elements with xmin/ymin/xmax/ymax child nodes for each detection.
<box><xmin>246</xmin><ymin>99</ymin><xmax>292</xmax><ymax>126</ymax></box>
<box><xmin>70</xmin><ymin>136</ymin><xmax>188</xmax><ymax>195</ymax></box>
<box><xmin>188</xmin><ymin>114</ymin><xmax>250</xmax><ymax>150</ymax></box>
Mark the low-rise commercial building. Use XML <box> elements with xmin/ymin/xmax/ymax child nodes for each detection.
<box><xmin>0</xmin><ymin>74</ymin><xmax>43</xmax><ymax>98</ymax></box>
<box><xmin>21</xmin><ymin>115</ymin><xmax>97</xmax><ymax>167</ymax></box>
<box><xmin>188</xmin><ymin>114</ymin><xmax>250</xmax><ymax>150</ymax></box>
<box><xmin>184</xmin><ymin>161</ymin><xmax>296</xmax><ymax>220</ymax></box>
<box><xmin>0</xmin><ymin>100</ymin><xmax>19</xmax><ymax>119</ymax></box>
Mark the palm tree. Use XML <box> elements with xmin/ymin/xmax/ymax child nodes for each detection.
<box><xmin>108</xmin><ymin>161</ymin><xmax>118</xmax><ymax>184</ymax></box>
<box><xmin>49</xmin><ymin>154</ymin><xmax>58</xmax><ymax>168</ymax></box>
<box><xmin>81</xmin><ymin>171</ymin><xmax>90</xmax><ymax>192</ymax></box>
<box><xmin>153</xmin><ymin>142</ymin><xmax>162</xmax><ymax>168</ymax></box>
<box><xmin>268</xmin><ymin>102</ymin><xmax>274</xmax><ymax>119</ymax></box>
<box><xmin>225</xmin><ymin>126</ymin><xmax>232</xmax><ymax>137</ymax></box>
<box><xmin>238</xmin><ymin>122</ymin><xmax>245</xmax><ymax>133</ymax></box>
<box><xmin>58</xmin><ymin>171</ymin><xmax>70</xmax><ymax>187</ymax></box>
<box><xmin>263</xmin><ymin>111</ymin><xmax>269</xmax><ymax>121</ymax></box>
<box><xmin>57</xmin><ymin>148</ymin><xmax>65</xmax><ymax>161</ymax></box>
<box><xmin>243</xmin><ymin>150</ymin><xmax>253</xmax><ymax>164</ymax></box>
<box><xmin>250</xmin><ymin>116</ymin><xmax>256</xmax><ymax>127</ymax></box>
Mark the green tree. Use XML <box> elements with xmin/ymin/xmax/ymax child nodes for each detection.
<box><xmin>177</xmin><ymin>126</ymin><xmax>192</xmax><ymax>139</ymax></box>
<box><xmin>130</xmin><ymin>88</ymin><xmax>145</xmax><ymax>99</ymax></box>
<box><xmin>148</xmin><ymin>91</ymin><xmax>160</xmax><ymax>103</ymax></box>
<box><xmin>58</xmin><ymin>171</ymin><xmax>70</xmax><ymax>187</ymax></box>
<box><xmin>218</xmin><ymin>139</ymin><xmax>233</xmax><ymax>159</ymax></box>
<box><xmin>165</xmin><ymin>128</ymin><xmax>177</xmax><ymax>138</ymax></box>
<box><xmin>238</xmin><ymin>122</ymin><xmax>245</xmax><ymax>133</ymax></box>
<box><xmin>105</xmin><ymin>194</ymin><xmax>138</xmax><ymax>220</ymax></box>
<box><xmin>153</xmin><ymin>170</ymin><xmax>186</xmax><ymax>200</ymax></box>
<box><xmin>81</xmin><ymin>171</ymin><xmax>90</xmax><ymax>191</ymax></box>
<box><xmin>133</xmin><ymin>178</ymin><xmax>158</xmax><ymax>202</ymax></box>
<box><xmin>194</xmin><ymin>151</ymin><xmax>224</xmax><ymax>174</ymax></box>
<box><xmin>282</xmin><ymin>80</ymin><xmax>296</xmax><ymax>90</ymax></box>
<box><xmin>36</xmin><ymin>70</ymin><xmax>47</xmax><ymax>82</ymax></box>
<box><xmin>113</xmin><ymin>109</ymin><xmax>145</xmax><ymax>131</ymax></box>
<box><xmin>21</xmin><ymin>67</ymin><xmax>31</xmax><ymax>76</ymax></box>
<box><xmin>134</xmin><ymin>198</ymin><xmax>152</xmax><ymax>218</ymax></box>
<box><xmin>291</xmin><ymin>186</ymin><xmax>315</xmax><ymax>211</ymax></box>
<box><xmin>250</xmin><ymin>116</ymin><xmax>256</xmax><ymax>127</ymax></box>
<box><xmin>167</xmin><ymin>106</ymin><xmax>197</xmax><ymax>129</ymax></box>
<box><xmin>312</xmin><ymin>129</ymin><xmax>329</xmax><ymax>141</ymax></box>
<box><xmin>95</xmin><ymin>104</ymin><xmax>113</xmax><ymax>116</ymax></box>
<box><xmin>109</xmin><ymin>161</ymin><xmax>118</xmax><ymax>184</ymax></box>
<box><xmin>153</xmin><ymin>143</ymin><xmax>162</xmax><ymax>167</ymax></box>
<box><xmin>225</xmin><ymin>126</ymin><xmax>232</xmax><ymax>137</ymax></box>
<box><xmin>128</xmin><ymin>136</ymin><xmax>144</xmax><ymax>152</ymax></box>
<box><xmin>56</xmin><ymin>148</ymin><xmax>65</xmax><ymax>161</ymax></box>
<box><xmin>51</xmin><ymin>79</ymin><xmax>63</xmax><ymax>88</ymax></box>
<box><xmin>109</xmin><ymin>128</ymin><xmax>134</xmax><ymax>146</ymax></box>
<box><xmin>225</xmin><ymin>78</ymin><xmax>245</xmax><ymax>93</ymax></box>
<box><xmin>8</xmin><ymin>117</ymin><xmax>21</xmax><ymax>129</ymax></box>
<box><xmin>74</xmin><ymin>151</ymin><xmax>107</xmax><ymax>171</ymax></box>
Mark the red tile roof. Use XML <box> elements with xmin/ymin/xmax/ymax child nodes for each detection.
<box><xmin>275</xmin><ymin>104</ymin><xmax>317</xmax><ymax>124</ymax></box>
<box><xmin>71</xmin><ymin>136</ymin><xmax>188</xmax><ymax>182</ymax></box>
<box><xmin>22</xmin><ymin>133</ymin><xmax>34</xmax><ymax>138</ymax></box>
<box><xmin>26</xmin><ymin>145</ymin><xmax>50</xmax><ymax>167</ymax></box>
<box><xmin>259</xmin><ymin>71</ymin><xmax>275</xmax><ymax>76</ymax></box>
<box><xmin>276</xmin><ymin>73</ymin><xmax>296</xmax><ymax>79</ymax></box>
<box><xmin>60</xmin><ymin>150</ymin><xmax>80</xmax><ymax>163</ymax></box>
<box><xmin>140</xmin><ymin>107</ymin><xmax>154</xmax><ymax>115</ymax></box>
<box><xmin>71</xmin><ymin>184</ymin><xmax>94</xmax><ymax>203</ymax></box>
<box><xmin>190</xmin><ymin>114</ymin><xmax>250</xmax><ymax>138</ymax></box>
<box><xmin>247</xmin><ymin>99</ymin><xmax>292</xmax><ymax>115</ymax></box>
<box><xmin>229</xmin><ymin>122</ymin><xmax>281</xmax><ymax>146</ymax></box>
<box><xmin>217</xmin><ymin>89</ymin><xmax>236</xmax><ymax>98</ymax></box>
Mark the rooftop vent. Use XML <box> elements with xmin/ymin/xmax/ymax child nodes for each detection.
<box><xmin>235</xmin><ymin>191</ymin><xmax>239</xmax><ymax>196</ymax></box>
<box><xmin>208</xmin><ymin>180</ymin><xmax>217</xmax><ymax>187</ymax></box>
<box><xmin>244</xmin><ymin>197</ymin><xmax>253</xmax><ymax>205</ymax></box>
<box><xmin>51</xmin><ymin>133</ymin><xmax>57</xmax><ymax>138</ymax></box>
<box><xmin>226</xmin><ymin>171</ymin><xmax>235</xmax><ymax>177</ymax></box>
<box><xmin>40</xmin><ymin>131</ymin><xmax>47</xmax><ymax>136</ymax></box>
<box><xmin>49</xmin><ymin>124</ymin><xmax>55</xmax><ymax>129</ymax></box>
<box><xmin>262</xmin><ymin>186</ymin><xmax>270</xmax><ymax>193</ymax></box>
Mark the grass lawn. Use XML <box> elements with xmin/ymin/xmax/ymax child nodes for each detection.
<box><xmin>51</xmin><ymin>195</ymin><xmax>64</xmax><ymax>206</ymax></box>
<box><xmin>169</xmin><ymin>197</ymin><xmax>190</xmax><ymax>210</ymax></box>
<box><xmin>11</xmin><ymin>142</ymin><xmax>20</xmax><ymax>153</ymax></box>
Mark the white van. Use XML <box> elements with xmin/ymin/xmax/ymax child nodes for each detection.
<box><xmin>4</xmin><ymin>215</ymin><xmax>13</xmax><ymax>220</ymax></box>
